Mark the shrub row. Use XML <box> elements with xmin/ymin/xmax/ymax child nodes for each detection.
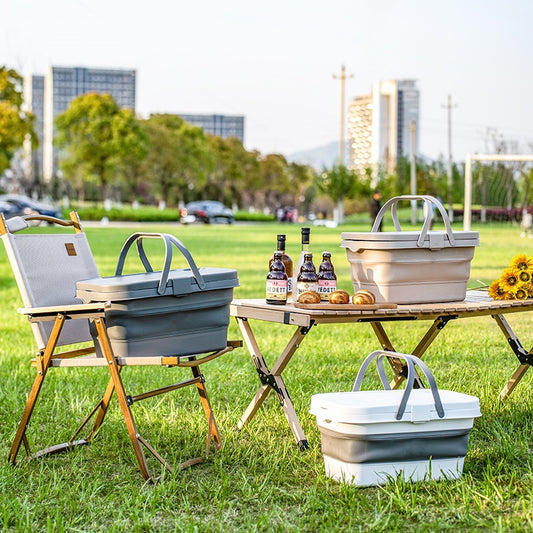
<box><xmin>65</xmin><ymin>206</ymin><xmax>276</xmax><ymax>223</ymax></box>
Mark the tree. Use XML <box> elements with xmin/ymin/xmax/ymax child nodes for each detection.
<box><xmin>0</xmin><ymin>66</ymin><xmax>35</xmax><ymax>176</ymax></box>
<box><xmin>317</xmin><ymin>164</ymin><xmax>363</xmax><ymax>224</ymax></box>
<box><xmin>141</xmin><ymin>114</ymin><xmax>214</xmax><ymax>206</ymax></box>
<box><xmin>55</xmin><ymin>93</ymin><xmax>148</xmax><ymax>201</ymax></box>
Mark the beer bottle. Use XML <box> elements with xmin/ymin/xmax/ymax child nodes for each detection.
<box><xmin>292</xmin><ymin>227</ymin><xmax>310</xmax><ymax>300</ymax></box>
<box><xmin>269</xmin><ymin>235</ymin><xmax>293</xmax><ymax>299</ymax></box>
<box><xmin>296</xmin><ymin>252</ymin><xmax>318</xmax><ymax>299</ymax></box>
<box><xmin>317</xmin><ymin>251</ymin><xmax>337</xmax><ymax>301</ymax></box>
<box><xmin>266</xmin><ymin>251</ymin><xmax>288</xmax><ymax>305</ymax></box>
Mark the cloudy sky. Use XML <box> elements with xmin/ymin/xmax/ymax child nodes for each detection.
<box><xmin>3</xmin><ymin>0</ymin><xmax>532</xmax><ymax>161</ymax></box>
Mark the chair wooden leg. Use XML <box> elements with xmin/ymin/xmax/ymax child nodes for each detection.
<box><xmin>88</xmin><ymin>375</ymin><xmax>117</xmax><ymax>438</ymax></box>
<box><xmin>8</xmin><ymin>314</ymin><xmax>65</xmax><ymax>464</ymax></box>
<box><xmin>68</xmin><ymin>374</ymin><xmax>116</xmax><ymax>444</ymax></box>
<box><xmin>93</xmin><ymin>318</ymin><xmax>153</xmax><ymax>481</ymax></box>
<box><xmin>191</xmin><ymin>365</ymin><xmax>222</xmax><ymax>452</ymax></box>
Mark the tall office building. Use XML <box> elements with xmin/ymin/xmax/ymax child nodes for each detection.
<box><xmin>23</xmin><ymin>74</ymin><xmax>45</xmax><ymax>183</ymax></box>
<box><xmin>348</xmin><ymin>79</ymin><xmax>419</xmax><ymax>178</ymax></box>
<box><xmin>179</xmin><ymin>114</ymin><xmax>245</xmax><ymax>143</ymax></box>
<box><xmin>25</xmin><ymin>66</ymin><xmax>136</xmax><ymax>184</ymax></box>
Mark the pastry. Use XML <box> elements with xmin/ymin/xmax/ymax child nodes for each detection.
<box><xmin>297</xmin><ymin>291</ymin><xmax>321</xmax><ymax>304</ymax></box>
<box><xmin>328</xmin><ymin>290</ymin><xmax>350</xmax><ymax>304</ymax></box>
<box><xmin>352</xmin><ymin>289</ymin><xmax>375</xmax><ymax>305</ymax></box>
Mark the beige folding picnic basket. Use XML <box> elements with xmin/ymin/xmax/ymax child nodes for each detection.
<box><xmin>341</xmin><ymin>195</ymin><xmax>479</xmax><ymax>304</ymax></box>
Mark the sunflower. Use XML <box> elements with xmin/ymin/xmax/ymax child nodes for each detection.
<box><xmin>527</xmin><ymin>283</ymin><xmax>533</xmax><ymax>298</ymax></box>
<box><xmin>488</xmin><ymin>279</ymin><xmax>507</xmax><ymax>300</ymax></box>
<box><xmin>518</xmin><ymin>269</ymin><xmax>532</xmax><ymax>283</ymax></box>
<box><xmin>509</xmin><ymin>254</ymin><xmax>533</xmax><ymax>272</ymax></box>
<box><xmin>514</xmin><ymin>287</ymin><xmax>529</xmax><ymax>300</ymax></box>
<box><xmin>500</xmin><ymin>268</ymin><xmax>520</xmax><ymax>292</ymax></box>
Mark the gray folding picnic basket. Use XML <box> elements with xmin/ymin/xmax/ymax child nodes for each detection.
<box><xmin>76</xmin><ymin>232</ymin><xmax>239</xmax><ymax>357</ymax></box>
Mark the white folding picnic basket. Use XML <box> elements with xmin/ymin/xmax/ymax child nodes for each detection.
<box><xmin>310</xmin><ymin>351</ymin><xmax>481</xmax><ymax>486</ymax></box>
<box><xmin>341</xmin><ymin>195</ymin><xmax>480</xmax><ymax>304</ymax></box>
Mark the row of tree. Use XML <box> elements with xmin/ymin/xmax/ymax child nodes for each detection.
<box><xmin>2</xmin><ymin>65</ymin><xmax>531</xmax><ymax>222</ymax></box>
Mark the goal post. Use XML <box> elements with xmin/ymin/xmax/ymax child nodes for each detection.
<box><xmin>463</xmin><ymin>154</ymin><xmax>533</xmax><ymax>230</ymax></box>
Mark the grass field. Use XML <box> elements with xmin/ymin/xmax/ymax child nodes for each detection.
<box><xmin>1</xmin><ymin>218</ymin><xmax>533</xmax><ymax>532</ymax></box>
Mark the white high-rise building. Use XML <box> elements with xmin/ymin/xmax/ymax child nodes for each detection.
<box><xmin>25</xmin><ymin>66</ymin><xmax>136</xmax><ymax>185</ymax></box>
<box><xmin>348</xmin><ymin>79</ymin><xmax>419</xmax><ymax>178</ymax></box>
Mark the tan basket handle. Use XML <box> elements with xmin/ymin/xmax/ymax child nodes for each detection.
<box><xmin>371</xmin><ymin>195</ymin><xmax>455</xmax><ymax>247</ymax></box>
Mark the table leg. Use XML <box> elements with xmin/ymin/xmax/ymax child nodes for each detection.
<box><xmin>492</xmin><ymin>314</ymin><xmax>533</xmax><ymax>400</ymax></box>
<box><xmin>235</xmin><ymin>317</ymin><xmax>311</xmax><ymax>449</ymax></box>
<box><xmin>371</xmin><ymin>317</ymin><xmax>453</xmax><ymax>389</ymax></box>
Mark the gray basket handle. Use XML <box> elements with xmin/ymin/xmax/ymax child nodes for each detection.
<box><xmin>352</xmin><ymin>350</ymin><xmax>445</xmax><ymax>420</ymax></box>
<box><xmin>371</xmin><ymin>195</ymin><xmax>455</xmax><ymax>247</ymax></box>
<box><xmin>115</xmin><ymin>232</ymin><xmax>206</xmax><ymax>294</ymax></box>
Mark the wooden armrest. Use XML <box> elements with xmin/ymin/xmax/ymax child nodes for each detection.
<box><xmin>18</xmin><ymin>302</ymin><xmax>110</xmax><ymax>318</ymax></box>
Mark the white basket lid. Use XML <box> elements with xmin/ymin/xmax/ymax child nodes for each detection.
<box><xmin>310</xmin><ymin>389</ymin><xmax>481</xmax><ymax>424</ymax></box>
<box><xmin>341</xmin><ymin>230</ymin><xmax>479</xmax><ymax>251</ymax></box>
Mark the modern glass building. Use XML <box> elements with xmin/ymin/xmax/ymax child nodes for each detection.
<box><xmin>348</xmin><ymin>79</ymin><xmax>420</xmax><ymax>178</ymax></box>
<box><xmin>179</xmin><ymin>114</ymin><xmax>245</xmax><ymax>143</ymax></box>
<box><xmin>25</xmin><ymin>66</ymin><xmax>136</xmax><ymax>183</ymax></box>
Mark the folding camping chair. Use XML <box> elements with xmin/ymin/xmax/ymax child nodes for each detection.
<box><xmin>1</xmin><ymin>211</ymin><xmax>240</xmax><ymax>481</ymax></box>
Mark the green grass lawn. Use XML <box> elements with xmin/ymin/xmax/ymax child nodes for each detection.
<box><xmin>1</xmin><ymin>219</ymin><xmax>533</xmax><ymax>532</ymax></box>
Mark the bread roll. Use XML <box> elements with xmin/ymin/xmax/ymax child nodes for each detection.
<box><xmin>298</xmin><ymin>291</ymin><xmax>321</xmax><ymax>304</ymax></box>
<box><xmin>328</xmin><ymin>290</ymin><xmax>350</xmax><ymax>304</ymax></box>
<box><xmin>352</xmin><ymin>289</ymin><xmax>375</xmax><ymax>305</ymax></box>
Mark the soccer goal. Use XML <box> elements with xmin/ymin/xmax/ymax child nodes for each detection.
<box><xmin>464</xmin><ymin>154</ymin><xmax>533</xmax><ymax>230</ymax></box>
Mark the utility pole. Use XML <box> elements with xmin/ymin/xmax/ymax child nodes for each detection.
<box><xmin>333</xmin><ymin>65</ymin><xmax>353</xmax><ymax>166</ymax></box>
<box><xmin>410</xmin><ymin>120</ymin><xmax>417</xmax><ymax>225</ymax></box>
<box><xmin>442</xmin><ymin>94</ymin><xmax>457</xmax><ymax>221</ymax></box>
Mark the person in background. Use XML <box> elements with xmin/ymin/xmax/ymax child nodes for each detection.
<box><xmin>520</xmin><ymin>208</ymin><xmax>533</xmax><ymax>238</ymax></box>
<box><xmin>370</xmin><ymin>190</ymin><xmax>382</xmax><ymax>231</ymax></box>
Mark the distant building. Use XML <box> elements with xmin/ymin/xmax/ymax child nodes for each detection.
<box><xmin>348</xmin><ymin>79</ymin><xmax>419</xmax><ymax>178</ymax></box>
<box><xmin>179</xmin><ymin>114</ymin><xmax>245</xmax><ymax>143</ymax></box>
<box><xmin>23</xmin><ymin>74</ymin><xmax>45</xmax><ymax>184</ymax></box>
<box><xmin>25</xmin><ymin>66</ymin><xmax>136</xmax><ymax>184</ymax></box>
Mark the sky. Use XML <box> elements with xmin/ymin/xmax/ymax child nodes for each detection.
<box><xmin>3</xmin><ymin>0</ymin><xmax>533</xmax><ymax>162</ymax></box>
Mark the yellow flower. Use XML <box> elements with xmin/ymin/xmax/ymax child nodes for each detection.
<box><xmin>510</xmin><ymin>254</ymin><xmax>533</xmax><ymax>272</ymax></box>
<box><xmin>527</xmin><ymin>283</ymin><xmax>533</xmax><ymax>298</ymax></box>
<box><xmin>500</xmin><ymin>268</ymin><xmax>520</xmax><ymax>292</ymax></box>
<box><xmin>488</xmin><ymin>279</ymin><xmax>507</xmax><ymax>300</ymax></box>
<box><xmin>518</xmin><ymin>270</ymin><xmax>532</xmax><ymax>283</ymax></box>
<box><xmin>515</xmin><ymin>287</ymin><xmax>529</xmax><ymax>300</ymax></box>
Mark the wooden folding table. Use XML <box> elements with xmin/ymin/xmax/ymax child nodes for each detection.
<box><xmin>230</xmin><ymin>292</ymin><xmax>533</xmax><ymax>450</ymax></box>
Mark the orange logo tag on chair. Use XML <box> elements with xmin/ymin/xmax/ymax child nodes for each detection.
<box><xmin>65</xmin><ymin>243</ymin><xmax>77</xmax><ymax>256</ymax></box>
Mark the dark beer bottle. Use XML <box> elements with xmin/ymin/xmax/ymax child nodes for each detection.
<box><xmin>292</xmin><ymin>227</ymin><xmax>310</xmax><ymax>300</ymax></box>
<box><xmin>317</xmin><ymin>252</ymin><xmax>337</xmax><ymax>301</ymax></box>
<box><xmin>296</xmin><ymin>252</ymin><xmax>318</xmax><ymax>299</ymax></box>
<box><xmin>266</xmin><ymin>251</ymin><xmax>288</xmax><ymax>305</ymax></box>
<box><xmin>269</xmin><ymin>235</ymin><xmax>294</xmax><ymax>299</ymax></box>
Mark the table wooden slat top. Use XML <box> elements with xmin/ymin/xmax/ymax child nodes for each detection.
<box><xmin>230</xmin><ymin>291</ymin><xmax>533</xmax><ymax>326</ymax></box>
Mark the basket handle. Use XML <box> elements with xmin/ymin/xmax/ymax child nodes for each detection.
<box><xmin>352</xmin><ymin>350</ymin><xmax>445</xmax><ymax>420</ymax></box>
<box><xmin>371</xmin><ymin>195</ymin><xmax>455</xmax><ymax>247</ymax></box>
<box><xmin>114</xmin><ymin>232</ymin><xmax>206</xmax><ymax>294</ymax></box>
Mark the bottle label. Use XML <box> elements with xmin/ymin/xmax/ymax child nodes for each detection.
<box><xmin>318</xmin><ymin>279</ymin><xmax>337</xmax><ymax>300</ymax></box>
<box><xmin>296</xmin><ymin>281</ymin><xmax>318</xmax><ymax>298</ymax></box>
<box><xmin>266</xmin><ymin>279</ymin><xmax>287</xmax><ymax>301</ymax></box>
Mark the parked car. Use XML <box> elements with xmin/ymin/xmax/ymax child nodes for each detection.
<box><xmin>180</xmin><ymin>201</ymin><xmax>235</xmax><ymax>224</ymax></box>
<box><xmin>0</xmin><ymin>194</ymin><xmax>61</xmax><ymax>219</ymax></box>
<box><xmin>0</xmin><ymin>200</ymin><xmax>21</xmax><ymax>219</ymax></box>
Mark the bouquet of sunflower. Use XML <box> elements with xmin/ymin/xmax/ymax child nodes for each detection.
<box><xmin>488</xmin><ymin>254</ymin><xmax>533</xmax><ymax>300</ymax></box>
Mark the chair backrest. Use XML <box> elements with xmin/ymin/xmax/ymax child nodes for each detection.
<box><xmin>0</xmin><ymin>212</ymin><xmax>100</xmax><ymax>349</ymax></box>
